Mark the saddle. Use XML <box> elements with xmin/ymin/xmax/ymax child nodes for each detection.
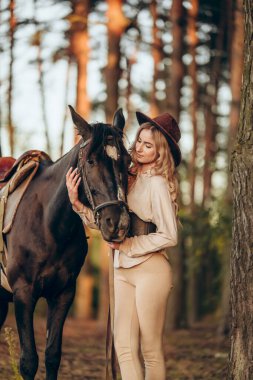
<box><xmin>0</xmin><ymin>150</ymin><xmax>51</xmax><ymax>293</ymax></box>
<box><xmin>0</xmin><ymin>150</ymin><xmax>51</xmax><ymax>190</ymax></box>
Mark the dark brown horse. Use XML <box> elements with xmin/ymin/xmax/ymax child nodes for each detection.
<box><xmin>0</xmin><ymin>106</ymin><xmax>130</xmax><ymax>380</ymax></box>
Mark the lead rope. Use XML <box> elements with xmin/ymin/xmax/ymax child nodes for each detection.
<box><xmin>106</xmin><ymin>248</ymin><xmax>117</xmax><ymax>380</ymax></box>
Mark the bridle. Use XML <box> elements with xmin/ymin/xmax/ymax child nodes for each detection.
<box><xmin>78</xmin><ymin>138</ymin><xmax>128</xmax><ymax>226</ymax></box>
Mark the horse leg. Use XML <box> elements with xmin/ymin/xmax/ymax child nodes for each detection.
<box><xmin>0</xmin><ymin>287</ymin><xmax>12</xmax><ymax>330</ymax></box>
<box><xmin>0</xmin><ymin>299</ymin><xmax>8</xmax><ymax>329</ymax></box>
<box><xmin>45</xmin><ymin>286</ymin><xmax>76</xmax><ymax>380</ymax></box>
<box><xmin>13</xmin><ymin>288</ymin><xmax>38</xmax><ymax>380</ymax></box>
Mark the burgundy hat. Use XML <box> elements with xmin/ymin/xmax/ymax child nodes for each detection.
<box><xmin>136</xmin><ymin>111</ymin><xmax>182</xmax><ymax>167</ymax></box>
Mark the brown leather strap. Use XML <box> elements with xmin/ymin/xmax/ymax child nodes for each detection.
<box><xmin>0</xmin><ymin>183</ymin><xmax>10</xmax><ymax>268</ymax></box>
<box><xmin>127</xmin><ymin>211</ymin><xmax>156</xmax><ymax>237</ymax></box>
<box><xmin>105</xmin><ymin>248</ymin><xmax>117</xmax><ymax>380</ymax></box>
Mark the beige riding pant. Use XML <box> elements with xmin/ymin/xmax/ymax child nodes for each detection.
<box><xmin>114</xmin><ymin>254</ymin><xmax>173</xmax><ymax>380</ymax></box>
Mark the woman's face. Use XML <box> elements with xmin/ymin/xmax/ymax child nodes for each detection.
<box><xmin>135</xmin><ymin>129</ymin><xmax>158</xmax><ymax>166</ymax></box>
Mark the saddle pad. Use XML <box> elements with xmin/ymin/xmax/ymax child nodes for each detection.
<box><xmin>2</xmin><ymin>161</ymin><xmax>39</xmax><ymax>233</ymax></box>
<box><xmin>0</xmin><ymin>161</ymin><xmax>39</xmax><ymax>293</ymax></box>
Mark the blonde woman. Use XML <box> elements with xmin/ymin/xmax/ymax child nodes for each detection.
<box><xmin>66</xmin><ymin>111</ymin><xmax>181</xmax><ymax>380</ymax></box>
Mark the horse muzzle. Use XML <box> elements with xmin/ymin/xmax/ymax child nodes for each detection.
<box><xmin>99</xmin><ymin>206</ymin><xmax>130</xmax><ymax>243</ymax></box>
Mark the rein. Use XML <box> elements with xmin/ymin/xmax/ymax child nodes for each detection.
<box><xmin>78</xmin><ymin>139</ymin><xmax>128</xmax><ymax>226</ymax></box>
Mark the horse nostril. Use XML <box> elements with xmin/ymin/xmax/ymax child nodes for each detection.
<box><xmin>106</xmin><ymin>217</ymin><xmax>115</xmax><ymax>232</ymax></box>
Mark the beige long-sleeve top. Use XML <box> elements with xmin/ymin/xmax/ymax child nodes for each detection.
<box><xmin>74</xmin><ymin>170</ymin><xmax>178</xmax><ymax>268</ymax></box>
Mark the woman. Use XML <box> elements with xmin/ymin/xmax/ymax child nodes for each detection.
<box><xmin>66</xmin><ymin>111</ymin><xmax>181</xmax><ymax>380</ymax></box>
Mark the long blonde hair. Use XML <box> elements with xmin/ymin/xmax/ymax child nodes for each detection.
<box><xmin>129</xmin><ymin>122</ymin><xmax>180</xmax><ymax>216</ymax></box>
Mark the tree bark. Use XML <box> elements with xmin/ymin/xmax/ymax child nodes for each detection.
<box><xmin>186</xmin><ymin>0</ymin><xmax>199</xmax><ymax>327</ymax></box>
<box><xmin>165</xmin><ymin>0</ymin><xmax>185</xmax><ymax>331</ymax></box>
<box><xmin>69</xmin><ymin>0</ymin><xmax>91</xmax><ymax>142</ymax></box>
<box><xmin>218</xmin><ymin>0</ymin><xmax>244</xmax><ymax>337</ymax></box>
<box><xmin>59</xmin><ymin>56</ymin><xmax>71</xmax><ymax>156</ymax></box>
<box><xmin>202</xmin><ymin>3</ymin><xmax>226</xmax><ymax>207</ymax></box>
<box><xmin>187</xmin><ymin>0</ymin><xmax>198</xmax><ymax>213</ymax></box>
<box><xmin>228</xmin><ymin>0</ymin><xmax>244</xmax><ymax>151</ymax></box>
<box><xmin>149</xmin><ymin>0</ymin><xmax>163</xmax><ymax>117</ymax></box>
<box><xmin>228</xmin><ymin>0</ymin><xmax>253</xmax><ymax>378</ymax></box>
<box><xmin>7</xmin><ymin>0</ymin><xmax>16</xmax><ymax>156</ymax></box>
<box><xmin>0</xmin><ymin>0</ymin><xmax>2</xmax><ymax>156</ymax></box>
<box><xmin>105</xmin><ymin>0</ymin><xmax>127</xmax><ymax>122</ymax></box>
<box><xmin>167</xmin><ymin>0</ymin><xmax>184</xmax><ymax>121</ymax></box>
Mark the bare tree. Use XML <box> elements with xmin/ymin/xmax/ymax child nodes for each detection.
<box><xmin>165</xmin><ymin>0</ymin><xmax>185</xmax><ymax>331</ymax></box>
<box><xmin>7</xmin><ymin>0</ymin><xmax>16</xmax><ymax>155</ymax></box>
<box><xmin>69</xmin><ymin>0</ymin><xmax>91</xmax><ymax>143</ymax></box>
<box><xmin>186</xmin><ymin>0</ymin><xmax>199</xmax><ymax>327</ymax></box>
<box><xmin>31</xmin><ymin>0</ymin><xmax>51</xmax><ymax>155</ymax></box>
<box><xmin>149</xmin><ymin>0</ymin><xmax>163</xmax><ymax>117</ymax></box>
<box><xmin>105</xmin><ymin>0</ymin><xmax>128</xmax><ymax>122</ymax></box>
<box><xmin>167</xmin><ymin>0</ymin><xmax>184</xmax><ymax>120</ymax></box>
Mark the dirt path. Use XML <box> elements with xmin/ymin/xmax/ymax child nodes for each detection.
<box><xmin>0</xmin><ymin>314</ymin><xmax>229</xmax><ymax>380</ymax></box>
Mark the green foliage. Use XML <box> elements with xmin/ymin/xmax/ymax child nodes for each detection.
<box><xmin>179</xmin><ymin>199</ymin><xmax>231</xmax><ymax>316</ymax></box>
<box><xmin>3</xmin><ymin>327</ymin><xmax>22</xmax><ymax>380</ymax></box>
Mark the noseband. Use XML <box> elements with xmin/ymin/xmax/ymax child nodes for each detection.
<box><xmin>78</xmin><ymin>139</ymin><xmax>128</xmax><ymax>226</ymax></box>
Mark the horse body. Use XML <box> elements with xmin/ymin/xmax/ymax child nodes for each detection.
<box><xmin>0</xmin><ymin>108</ymin><xmax>130</xmax><ymax>380</ymax></box>
<box><xmin>7</xmin><ymin>144</ymin><xmax>87</xmax><ymax>297</ymax></box>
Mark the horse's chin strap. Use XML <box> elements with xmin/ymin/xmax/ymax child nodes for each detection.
<box><xmin>78</xmin><ymin>138</ymin><xmax>128</xmax><ymax>227</ymax></box>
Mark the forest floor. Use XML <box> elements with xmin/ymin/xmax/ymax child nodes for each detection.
<box><xmin>0</xmin><ymin>312</ymin><xmax>229</xmax><ymax>380</ymax></box>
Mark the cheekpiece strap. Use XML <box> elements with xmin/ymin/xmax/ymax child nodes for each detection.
<box><xmin>78</xmin><ymin>138</ymin><xmax>128</xmax><ymax>227</ymax></box>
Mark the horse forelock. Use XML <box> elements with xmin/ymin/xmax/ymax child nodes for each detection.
<box><xmin>87</xmin><ymin>123</ymin><xmax>123</xmax><ymax>159</ymax></box>
<box><xmin>80</xmin><ymin>122</ymin><xmax>129</xmax><ymax>195</ymax></box>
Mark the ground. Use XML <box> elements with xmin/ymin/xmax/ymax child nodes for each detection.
<box><xmin>0</xmin><ymin>312</ymin><xmax>229</xmax><ymax>380</ymax></box>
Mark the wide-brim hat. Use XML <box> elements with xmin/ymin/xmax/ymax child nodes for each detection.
<box><xmin>136</xmin><ymin>111</ymin><xmax>182</xmax><ymax>167</ymax></box>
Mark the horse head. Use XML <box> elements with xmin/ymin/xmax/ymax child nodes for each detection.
<box><xmin>69</xmin><ymin>105</ymin><xmax>130</xmax><ymax>242</ymax></box>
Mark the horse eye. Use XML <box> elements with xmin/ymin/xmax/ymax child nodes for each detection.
<box><xmin>87</xmin><ymin>159</ymin><xmax>94</xmax><ymax>165</ymax></box>
<box><xmin>91</xmin><ymin>189</ymin><xmax>97</xmax><ymax>196</ymax></box>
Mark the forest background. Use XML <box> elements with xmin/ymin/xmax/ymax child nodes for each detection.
<box><xmin>0</xmin><ymin>0</ymin><xmax>244</xmax><ymax>353</ymax></box>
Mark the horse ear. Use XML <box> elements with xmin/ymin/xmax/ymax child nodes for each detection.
<box><xmin>112</xmin><ymin>108</ymin><xmax>125</xmax><ymax>133</ymax></box>
<box><xmin>68</xmin><ymin>105</ymin><xmax>92</xmax><ymax>139</ymax></box>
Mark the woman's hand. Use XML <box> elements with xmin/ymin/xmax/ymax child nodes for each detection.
<box><xmin>107</xmin><ymin>242</ymin><xmax>121</xmax><ymax>250</ymax></box>
<box><xmin>66</xmin><ymin>167</ymin><xmax>83</xmax><ymax>210</ymax></box>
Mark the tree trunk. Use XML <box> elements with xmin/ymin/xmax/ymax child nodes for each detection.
<box><xmin>202</xmin><ymin>2</ymin><xmax>226</xmax><ymax>207</ymax></box>
<box><xmin>228</xmin><ymin>0</ymin><xmax>253</xmax><ymax>378</ymax></box>
<box><xmin>149</xmin><ymin>0</ymin><xmax>163</xmax><ymax>117</ymax></box>
<box><xmin>218</xmin><ymin>0</ymin><xmax>244</xmax><ymax>337</ymax></box>
<box><xmin>187</xmin><ymin>0</ymin><xmax>198</xmax><ymax>213</ymax></box>
<box><xmin>69</xmin><ymin>0</ymin><xmax>91</xmax><ymax>143</ymax></box>
<box><xmin>0</xmin><ymin>0</ymin><xmax>2</xmax><ymax>156</ymax></box>
<box><xmin>186</xmin><ymin>0</ymin><xmax>199</xmax><ymax>327</ymax></box>
<box><xmin>7</xmin><ymin>0</ymin><xmax>16</xmax><ymax>156</ymax></box>
<box><xmin>228</xmin><ymin>0</ymin><xmax>244</xmax><ymax>151</ymax></box>
<box><xmin>59</xmin><ymin>56</ymin><xmax>71</xmax><ymax>156</ymax></box>
<box><xmin>165</xmin><ymin>0</ymin><xmax>185</xmax><ymax>331</ymax></box>
<box><xmin>105</xmin><ymin>0</ymin><xmax>127</xmax><ymax>122</ymax></box>
<box><xmin>167</xmin><ymin>0</ymin><xmax>184</xmax><ymax>121</ymax></box>
<box><xmin>32</xmin><ymin>0</ymin><xmax>51</xmax><ymax>156</ymax></box>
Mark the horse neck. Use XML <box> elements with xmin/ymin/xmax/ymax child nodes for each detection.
<box><xmin>44</xmin><ymin>143</ymin><xmax>87</xmax><ymax>236</ymax></box>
